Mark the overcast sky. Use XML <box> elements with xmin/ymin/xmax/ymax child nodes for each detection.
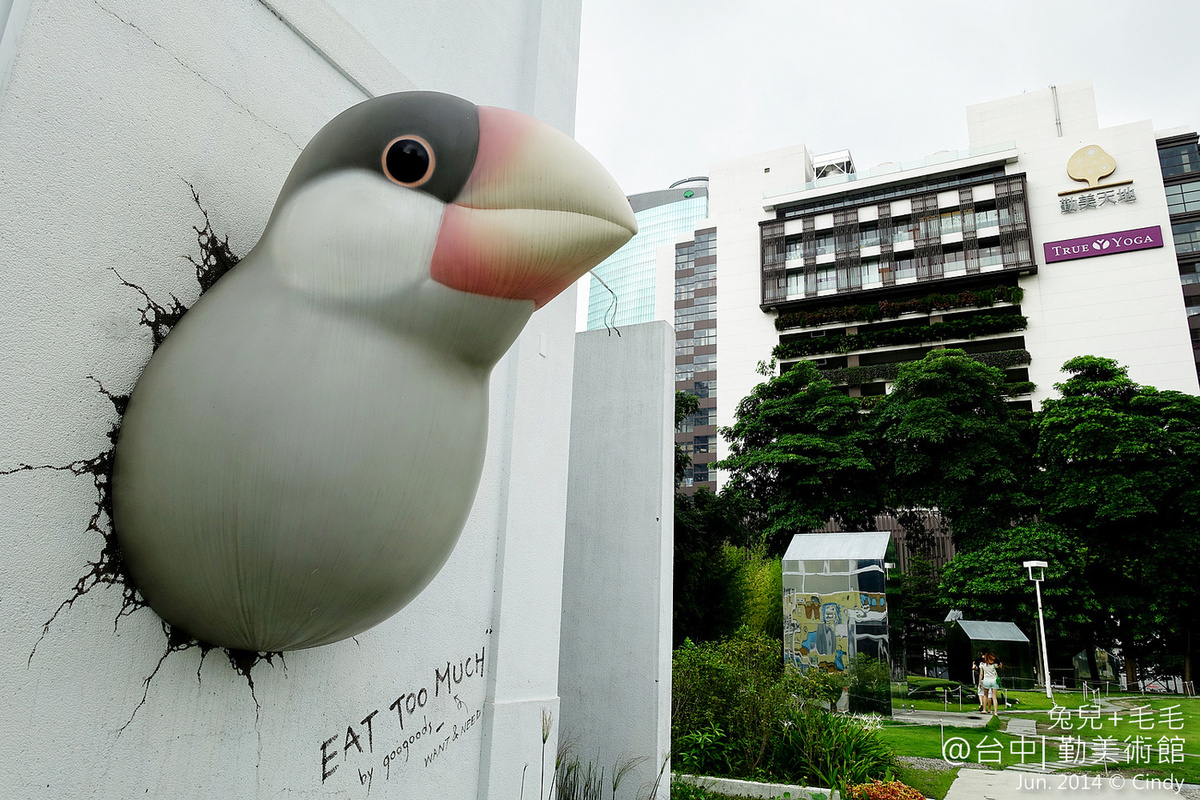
<box><xmin>575</xmin><ymin>0</ymin><xmax>1200</xmax><ymax>196</ymax></box>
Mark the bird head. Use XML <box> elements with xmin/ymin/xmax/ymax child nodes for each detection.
<box><xmin>259</xmin><ymin>92</ymin><xmax>636</xmax><ymax>365</ymax></box>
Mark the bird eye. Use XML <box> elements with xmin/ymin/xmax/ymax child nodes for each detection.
<box><xmin>382</xmin><ymin>136</ymin><xmax>435</xmax><ymax>187</ymax></box>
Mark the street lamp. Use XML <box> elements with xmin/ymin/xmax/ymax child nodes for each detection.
<box><xmin>1024</xmin><ymin>560</ymin><xmax>1054</xmax><ymax>700</ymax></box>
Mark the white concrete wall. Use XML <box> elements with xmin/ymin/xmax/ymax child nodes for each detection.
<box><xmin>967</xmin><ymin>79</ymin><xmax>1100</xmax><ymax>148</ymax></box>
<box><xmin>0</xmin><ymin>1</ymin><xmax>585</xmax><ymax>797</ymax></box>
<box><xmin>560</xmin><ymin>323</ymin><xmax>674</xmax><ymax>800</ymax></box>
<box><xmin>708</xmin><ymin>145</ymin><xmax>811</xmax><ymax>488</ymax></box>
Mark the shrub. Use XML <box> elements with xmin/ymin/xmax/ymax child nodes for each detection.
<box><xmin>673</xmin><ymin>630</ymin><xmax>897</xmax><ymax>790</ymax></box>
<box><xmin>770</xmin><ymin>706</ymin><xmax>897</xmax><ymax>791</ymax></box>
<box><xmin>672</xmin><ymin>628</ymin><xmax>796</xmax><ymax>777</ymax></box>
<box><xmin>775</xmin><ymin>285</ymin><xmax>1024</xmax><ymax>331</ymax></box>
<box><xmin>844</xmin><ymin>654</ymin><xmax>892</xmax><ymax>715</ymax></box>
<box><xmin>791</xmin><ymin>666</ymin><xmax>843</xmax><ymax>706</ymax></box>
<box><xmin>674</xmin><ymin>721</ymin><xmax>734</xmax><ymax>777</ymax></box>
<box><xmin>846</xmin><ymin>779</ymin><xmax>926</xmax><ymax>800</ymax></box>
<box><xmin>819</xmin><ymin>349</ymin><xmax>1032</xmax><ymax>388</ymax></box>
<box><xmin>739</xmin><ymin>547</ymin><xmax>783</xmax><ymax>640</ymax></box>
<box><xmin>772</xmin><ymin>314</ymin><xmax>1028</xmax><ymax>360</ymax></box>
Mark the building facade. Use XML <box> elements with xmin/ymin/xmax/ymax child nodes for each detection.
<box><xmin>673</xmin><ymin>225</ymin><xmax>718</xmax><ymax>491</ymax></box>
<box><xmin>585</xmin><ymin>179</ymin><xmax>709</xmax><ymax>330</ymax></box>
<box><xmin>588</xmin><ymin>81</ymin><xmax>1198</xmax><ymax>512</ymax></box>
<box><xmin>1157</xmin><ymin>132</ymin><xmax>1200</xmax><ymax>371</ymax></box>
<box><xmin>705</xmin><ymin>81</ymin><xmax>1198</xmax><ymax>494</ymax></box>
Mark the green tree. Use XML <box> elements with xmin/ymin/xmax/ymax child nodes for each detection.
<box><xmin>675</xmin><ymin>390</ymin><xmax>701</xmax><ymax>487</ymax></box>
<box><xmin>1035</xmin><ymin>356</ymin><xmax>1200</xmax><ymax>684</ymax></box>
<box><xmin>890</xmin><ymin>553</ymin><xmax>948</xmax><ymax>677</ymax></box>
<box><xmin>873</xmin><ymin>349</ymin><xmax>1035</xmax><ymax>550</ymax></box>
<box><xmin>673</xmin><ymin>488</ymin><xmax>753</xmax><ymax>645</ymax></box>
<box><xmin>939</xmin><ymin>522</ymin><xmax>1099</xmax><ymax>661</ymax></box>
<box><xmin>718</xmin><ymin>360</ymin><xmax>880</xmax><ymax>556</ymax></box>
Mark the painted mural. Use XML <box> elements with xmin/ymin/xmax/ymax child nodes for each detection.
<box><xmin>784</xmin><ymin>587</ymin><xmax>889</xmax><ymax>674</ymax></box>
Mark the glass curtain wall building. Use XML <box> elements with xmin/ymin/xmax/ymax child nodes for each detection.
<box><xmin>1157</xmin><ymin>132</ymin><xmax>1200</xmax><ymax>379</ymax></box>
<box><xmin>586</xmin><ymin>180</ymin><xmax>709</xmax><ymax>330</ymax></box>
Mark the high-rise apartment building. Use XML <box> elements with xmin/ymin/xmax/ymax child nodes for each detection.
<box><xmin>1156</xmin><ymin>132</ymin><xmax>1200</xmax><ymax>368</ymax></box>
<box><xmin>708</xmin><ymin>80</ymin><xmax>1198</xmax><ymax>490</ymax></box>
<box><xmin>591</xmin><ymin>81</ymin><xmax>1198</xmax><ymax>502</ymax></box>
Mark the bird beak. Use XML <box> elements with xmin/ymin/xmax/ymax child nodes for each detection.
<box><xmin>430</xmin><ymin>106</ymin><xmax>637</xmax><ymax>309</ymax></box>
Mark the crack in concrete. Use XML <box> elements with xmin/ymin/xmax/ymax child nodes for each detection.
<box><xmin>4</xmin><ymin>186</ymin><xmax>283</xmax><ymax>724</ymax></box>
<box><xmin>92</xmin><ymin>0</ymin><xmax>303</xmax><ymax>151</ymax></box>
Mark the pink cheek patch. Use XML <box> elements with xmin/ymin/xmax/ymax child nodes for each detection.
<box><xmin>431</xmin><ymin>204</ymin><xmax>613</xmax><ymax>309</ymax></box>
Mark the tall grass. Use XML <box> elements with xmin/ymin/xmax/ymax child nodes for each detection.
<box><xmin>673</xmin><ymin>628</ymin><xmax>896</xmax><ymax>793</ymax></box>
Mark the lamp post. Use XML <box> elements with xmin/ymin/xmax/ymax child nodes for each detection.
<box><xmin>1024</xmin><ymin>560</ymin><xmax>1053</xmax><ymax>700</ymax></box>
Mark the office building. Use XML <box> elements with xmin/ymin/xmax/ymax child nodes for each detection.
<box><xmin>585</xmin><ymin>178</ymin><xmax>709</xmax><ymax>330</ymax></box>
<box><xmin>706</xmin><ymin>80</ymin><xmax>1198</xmax><ymax>491</ymax></box>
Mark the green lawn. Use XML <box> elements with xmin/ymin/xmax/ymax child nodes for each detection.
<box><xmin>1044</xmin><ymin>695</ymin><xmax>1200</xmax><ymax>785</ymax></box>
<box><xmin>897</xmin><ymin>686</ymin><xmax>1098</xmax><ymax>713</ymax></box>
<box><xmin>878</xmin><ymin>717</ymin><xmax>1043</xmax><ymax>770</ymax></box>
<box><xmin>1080</xmin><ymin>695</ymin><xmax>1199</xmax><ymax>749</ymax></box>
<box><xmin>880</xmin><ymin>695</ymin><xmax>1200</xmax><ymax>789</ymax></box>
<box><xmin>892</xmin><ymin>762</ymin><xmax>960</xmax><ymax>800</ymax></box>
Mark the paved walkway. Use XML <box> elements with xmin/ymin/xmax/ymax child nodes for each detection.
<box><xmin>890</xmin><ymin>708</ymin><xmax>994</xmax><ymax>728</ymax></box>
<box><xmin>945</xmin><ymin>768</ymin><xmax>1196</xmax><ymax>799</ymax></box>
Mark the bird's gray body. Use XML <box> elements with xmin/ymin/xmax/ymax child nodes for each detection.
<box><xmin>111</xmin><ymin>91</ymin><xmax>634</xmax><ymax>652</ymax></box>
<box><xmin>115</xmin><ymin>232</ymin><xmax>529</xmax><ymax>652</ymax></box>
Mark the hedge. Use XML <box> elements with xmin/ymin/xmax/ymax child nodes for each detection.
<box><xmin>775</xmin><ymin>285</ymin><xmax>1023</xmax><ymax>331</ymax></box>
<box><xmin>773</xmin><ymin>314</ymin><xmax>1028</xmax><ymax>360</ymax></box>
<box><xmin>820</xmin><ymin>349</ymin><xmax>1032</xmax><ymax>387</ymax></box>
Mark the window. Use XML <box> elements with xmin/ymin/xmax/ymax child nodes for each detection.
<box><xmin>860</xmin><ymin>257</ymin><xmax>881</xmax><ymax>285</ymax></box>
<box><xmin>685</xmin><ymin>407</ymin><xmax>715</xmax><ymax>428</ymax></box>
<box><xmin>918</xmin><ymin>215</ymin><xmax>940</xmax><ymax>239</ymax></box>
<box><xmin>1180</xmin><ymin>263</ymin><xmax>1200</xmax><ymax>285</ymax></box>
<box><xmin>786</xmin><ymin>270</ymin><xmax>805</xmax><ymax>297</ymax></box>
<box><xmin>892</xmin><ymin>217</ymin><xmax>914</xmax><ymax>243</ymax></box>
<box><xmin>814</xmin><ymin>232</ymin><xmax>835</xmax><ymax>256</ymax></box>
<box><xmin>939</xmin><ymin>209</ymin><xmax>962</xmax><ymax>235</ymax></box>
<box><xmin>943</xmin><ymin>248</ymin><xmax>966</xmax><ymax>274</ymax></box>
<box><xmin>785</xmin><ymin>239</ymin><xmax>804</xmax><ymax>261</ymax></box>
<box><xmin>1160</xmin><ymin>142</ymin><xmax>1200</xmax><ymax>178</ymax></box>
<box><xmin>1186</xmin><ymin>295</ymin><xmax>1200</xmax><ymax>317</ymax></box>
<box><xmin>858</xmin><ymin>223</ymin><xmax>880</xmax><ymax>248</ymax></box>
<box><xmin>1166</xmin><ymin>180</ymin><xmax>1200</xmax><ymax>214</ymax></box>
<box><xmin>675</xmin><ymin>295</ymin><xmax>717</xmax><ymax>326</ymax></box>
<box><xmin>1173</xmin><ymin>220</ymin><xmax>1200</xmax><ymax>254</ymax></box>
<box><xmin>978</xmin><ymin>244</ymin><xmax>1002</xmax><ymax>268</ymax></box>
<box><xmin>815</xmin><ymin>266</ymin><xmax>837</xmax><ymax>292</ymax></box>
<box><xmin>975</xmin><ymin>207</ymin><xmax>999</xmax><ymax>229</ymax></box>
<box><xmin>777</xmin><ymin>167</ymin><xmax>1005</xmax><ymax>218</ymax></box>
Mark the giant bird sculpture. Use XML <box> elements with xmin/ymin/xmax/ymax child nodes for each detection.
<box><xmin>112</xmin><ymin>92</ymin><xmax>636</xmax><ymax>652</ymax></box>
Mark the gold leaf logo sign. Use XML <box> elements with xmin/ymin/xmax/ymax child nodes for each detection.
<box><xmin>1059</xmin><ymin>144</ymin><xmax>1133</xmax><ymax>196</ymax></box>
<box><xmin>1067</xmin><ymin>145</ymin><xmax>1115</xmax><ymax>188</ymax></box>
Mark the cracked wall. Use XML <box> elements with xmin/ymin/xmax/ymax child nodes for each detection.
<box><xmin>0</xmin><ymin>1</ymin><xmax>588</xmax><ymax>798</ymax></box>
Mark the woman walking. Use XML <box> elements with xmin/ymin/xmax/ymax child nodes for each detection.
<box><xmin>978</xmin><ymin>651</ymin><xmax>1003</xmax><ymax>714</ymax></box>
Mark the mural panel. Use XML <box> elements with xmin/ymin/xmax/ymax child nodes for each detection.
<box><xmin>782</xmin><ymin>542</ymin><xmax>891</xmax><ymax>714</ymax></box>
